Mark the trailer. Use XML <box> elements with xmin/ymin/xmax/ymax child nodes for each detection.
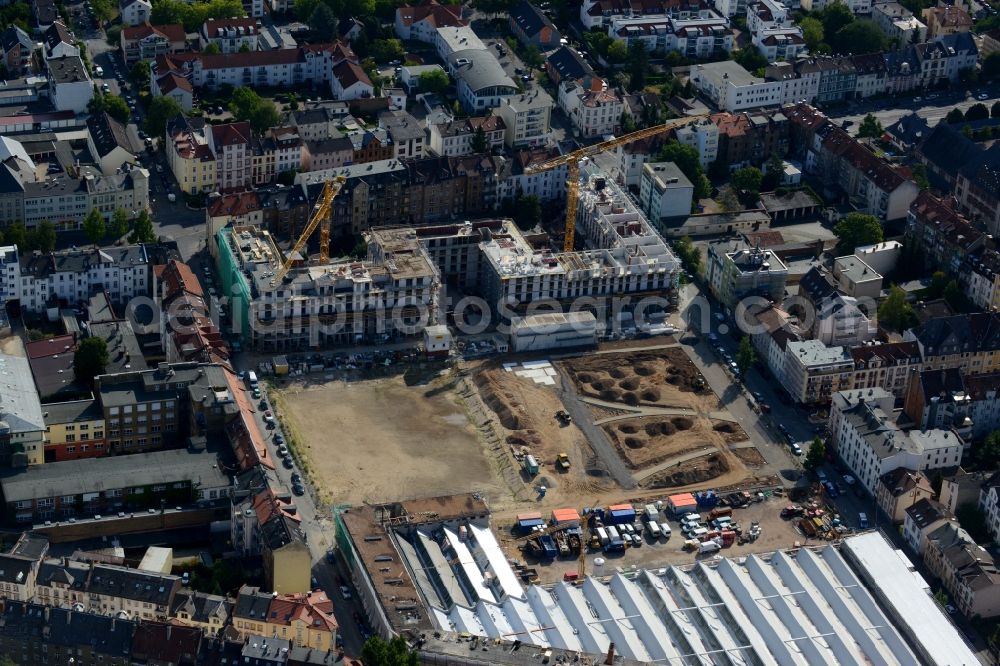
<box><xmin>595</xmin><ymin>526</ymin><xmax>609</xmax><ymax>545</ymax></box>
<box><xmin>606</xmin><ymin>504</ymin><xmax>637</xmax><ymax>525</ymax></box>
<box><xmin>538</xmin><ymin>535</ymin><xmax>558</xmax><ymax>559</ymax></box>
<box><xmin>522</xmin><ymin>455</ymin><xmax>539</xmax><ymax>476</ymax></box>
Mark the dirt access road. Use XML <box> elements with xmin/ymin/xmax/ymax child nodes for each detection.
<box><xmin>275</xmin><ymin>370</ymin><xmax>505</xmax><ymax>506</ymax></box>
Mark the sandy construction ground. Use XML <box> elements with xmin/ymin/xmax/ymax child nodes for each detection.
<box><xmin>275</xmin><ymin>371</ymin><xmax>504</xmax><ymax>506</ymax></box>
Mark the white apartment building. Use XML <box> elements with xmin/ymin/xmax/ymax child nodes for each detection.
<box><xmin>47</xmin><ymin>55</ymin><xmax>93</xmax><ymax>113</ymax></box>
<box><xmin>638</xmin><ymin>162</ymin><xmax>694</xmax><ymax>221</ymax></box>
<box><xmin>690</xmin><ymin>60</ymin><xmax>783</xmax><ymax>111</ymax></box>
<box><xmin>813</xmin><ymin>293</ymin><xmax>878</xmax><ymax>347</ymax></box>
<box><xmin>119</xmin><ymin>0</ymin><xmax>151</xmax><ymax>26</ymax></box>
<box><xmin>832</xmin><ymin>387</ymin><xmax>964</xmax><ymax>495</ymax></box>
<box><xmin>675</xmin><ymin>118</ymin><xmax>720</xmax><ymax>169</ymax></box>
<box><xmin>800</xmin><ymin>0</ymin><xmax>870</xmax><ymax>13</ymax></box>
<box><xmin>558</xmin><ymin>82</ymin><xmax>623</xmax><ymax>138</ymax></box>
<box><xmin>980</xmin><ymin>472</ymin><xmax>1000</xmax><ymax>544</ymax></box>
<box><xmin>495</xmin><ymin>92</ymin><xmax>553</xmax><ymax>147</ymax></box>
<box><xmin>754</xmin><ymin>28</ymin><xmax>807</xmax><ymax>62</ymax></box>
<box><xmin>17</xmin><ymin>245</ymin><xmax>151</xmax><ymax>311</ymax></box>
<box><xmin>502</xmin><ymin>148</ymin><xmax>569</xmax><ymax>203</ymax></box>
<box><xmin>207</xmin><ymin>122</ymin><xmax>252</xmax><ymax>193</ymax></box>
<box><xmin>200</xmin><ymin>18</ymin><xmax>259</xmax><ymax>54</ymax></box>
<box><xmin>427</xmin><ymin>116</ymin><xmax>506</xmax><ymax>157</ymax></box>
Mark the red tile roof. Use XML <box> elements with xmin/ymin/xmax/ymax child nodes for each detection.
<box><xmin>26</xmin><ymin>334</ymin><xmax>78</xmax><ymax>359</ymax></box>
<box><xmin>194</xmin><ymin>45</ymin><xmax>334</xmax><ymax>70</ymax></box>
<box><xmin>207</xmin><ymin>191</ymin><xmax>261</xmax><ymax>218</ymax></box>
<box><xmin>333</xmin><ymin>60</ymin><xmax>372</xmax><ymax>88</ymax></box>
<box><xmin>156</xmin><ymin>258</ymin><xmax>204</xmax><ymax>300</ymax></box>
<box><xmin>122</xmin><ymin>22</ymin><xmax>185</xmax><ymax>43</ymax></box>
<box><xmin>156</xmin><ymin>71</ymin><xmax>192</xmax><ymax>94</ymax></box>
<box><xmin>211</xmin><ymin>121</ymin><xmax>251</xmax><ymax>148</ymax></box>
<box><xmin>397</xmin><ymin>0</ymin><xmax>466</xmax><ymax>28</ymax></box>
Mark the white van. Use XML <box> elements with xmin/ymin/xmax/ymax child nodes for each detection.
<box><xmin>659</xmin><ymin>522</ymin><xmax>672</xmax><ymax>539</ymax></box>
<box><xmin>681</xmin><ymin>513</ymin><xmax>702</xmax><ymax>525</ymax></box>
<box><xmin>690</xmin><ymin>527</ymin><xmax>709</xmax><ymax>539</ymax></box>
<box><xmin>595</xmin><ymin>527</ymin><xmax>609</xmax><ymax>545</ymax></box>
<box><xmin>607</xmin><ymin>526</ymin><xmax>620</xmax><ymax>541</ymax></box>
<box><xmin>248</xmin><ymin>370</ymin><xmax>259</xmax><ymax>387</ymax></box>
<box><xmin>646</xmin><ymin>521</ymin><xmax>661</xmax><ymax>539</ymax></box>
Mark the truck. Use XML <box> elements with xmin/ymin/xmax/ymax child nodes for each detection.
<box><xmin>646</xmin><ymin>521</ymin><xmax>661</xmax><ymax>539</ymax></box>
<box><xmin>595</xmin><ymin>526</ymin><xmax>609</xmax><ymax>546</ymax></box>
<box><xmin>247</xmin><ymin>371</ymin><xmax>259</xmax><ymax>387</ymax></box>
<box><xmin>522</xmin><ymin>455</ymin><xmax>539</xmax><ymax>476</ymax></box>
<box><xmin>643</xmin><ymin>504</ymin><xmax>660</xmax><ymax>523</ymax></box>
<box><xmin>698</xmin><ymin>539</ymin><xmax>722</xmax><ymax>554</ymax></box>
<box><xmin>708</xmin><ymin>507</ymin><xmax>732</xmax><ymax>520</ymax></box>
<box><xmin>555</xmin><ymin>410</ymin><xmax>572</xmax><ymax>426</ymax></box>
<box><xmin>556</xmin><ymin>453</ymin><xmax>571</xmax><ymax>471</ymax></box>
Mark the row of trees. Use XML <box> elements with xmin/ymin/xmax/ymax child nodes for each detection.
<box><xmin>88</xmin><ymin>92</ymin><xmax>131</xmax><ymax>124</ymax></box>
<box><xmin>82</xmin><ymin>209</ymin><xmax>157</xmax><ymax>246</ymax></box>
<box><xmin>151</xmin><ymin>0</ymin><xmax>245</xmax><ymax>31</ymax></box>
<box><xmin>799</xmin><ymin>4</ymin><xmax>888</xmax><ymax>56</ymax></box>
<box><xmin>945</xmin><ymin>102</ymin><xmax>1000</xmax><ymax>125</ymax></box>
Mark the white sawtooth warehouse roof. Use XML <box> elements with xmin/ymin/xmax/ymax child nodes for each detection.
<box><xmin>405</xmin><ymin>522</ymin><xmax>983</xmax><ymax>666</ymax></box>
<box><xmin>841</xmin><ymin>531</ymin><xmax>981</xmax><ymax>666</ymax></box>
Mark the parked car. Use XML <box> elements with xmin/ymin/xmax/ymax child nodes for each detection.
<box><xmin>278</xmin><ymin>445</ymin><xmax>289</xmax><ymax>457</ymax></box>
<box><xmin>340</xmin><ymin>585</ymin><xmax>352</xmax><ymax>600</ymax></box>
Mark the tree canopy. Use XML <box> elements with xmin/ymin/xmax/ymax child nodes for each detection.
<box><xmin>800</xmin><ymin>16</ymin><xmax>824</xmax><ymax>51</ymax></box>
<box><xmin>151</xmin><ymin>0</ymin><xmax>245</xmax><ymax>31</ymax></box>
<box><xmin>946</xmin><ymin>107</ymin><xmax>966</xmax><ymax>124</ymax></box>
<box><xmin>371</xmin><ymin>38</ymin><xmax>405</xmax><ymax>64</ymax></box>
<box><xmin>229</xmin><ymin>87</ymin><xmax>280</xmax><ymax>133</ymax></box>
<box><xmin>74</xmin><ymin>337</ymin><xmax>109</xmax><ymax>386</ymax></box>
<box><xmin>89</xmin><ymin>93</ymin><xmax>130</xmax><ymax>124</ymax></box>
<box><xmin>657</xmin><ymin>141</ymin><xmax>711</xmax><ymax>199</ymax></box>
<box><xmin>736</xmin><ymin>336</ymin><xmax>756</xmax><ymax>375</ymax></box>
<box><xmin>834</xmin><ymin>212</ymin><xmax>883</xmax><ymax>254</ymax></box>
<box><xmin>419</xmin><ymin>69</ymin><xmax>449</xmax><ymax>94</ymax></box>
<box><xmin>361</xmin><ymin>636</ymin><xmax>419</xmax><ymax>666</ymax></box>
<box><xmin>829</xmin><ymin>20</ymin><xmax>886</xmax><ymax>56</ymax></box>
<box><xmin>145</xmin><ymin>96</ymin><xmax>183</xmax><ymax>138</ymax></box>
<box><xmin>966</xmin><ymin>103</ymin><xmax>990</xmax><ymax>122</ymax></box>
<box><xmin>128</xmin><ymin>210</ymin><xmax>157</xmax><ymax>244</ymax></box>
<box><xmin>674</xmin><ymin>236</ymin><xmax>701</xmax><ymax>274</ymax></box>
<box><xmin>857</xmin><ymin>113</ymin><xmax>883</xmax><ymax>139</ymax></box>
<box><xmin>83</xmin><ymin>209</ymin><xmax>106</xmax><ymax>245</ymax></box>
<box><xmin>878</xmin><ymin>284</ymin><xmax>917</xmax><ymax>332</ymax></box>
<box><xmin>731</xmin><ymin>167</ymin><xmax>763</xmax><ymax>207</ymax></box>
<box><xmin>804</xmin><ymin>436</ymin><xmax>825</xmax><ymax>471</ymax></box>
<box><xmin>109</xmin><ymin>209</ymin><xmax>130</xmax><ymax>239</ymax></box>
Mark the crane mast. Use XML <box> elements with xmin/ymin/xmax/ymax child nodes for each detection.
<box><xmin>270</xmin><ymin>175</ymin><xmax>348</xmax><ymax>286</ymax></box>
<box><xmin>524</xmin><ymin>115</ymin><xmax>709</xmax><ymax>253</ymax></box>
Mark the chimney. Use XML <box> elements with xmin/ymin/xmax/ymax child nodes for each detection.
<box><xmin>605</xmin><ymin>642</ymin><xmax>616</xmax><ymax>665</ymax></box>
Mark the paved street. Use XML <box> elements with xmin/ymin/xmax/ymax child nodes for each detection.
<box><xmin>826</xmin><ymin>81</ymin><xmax>1000</xmax><ymax>131</ymax></box>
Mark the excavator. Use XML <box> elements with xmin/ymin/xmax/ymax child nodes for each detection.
<box><xmin>270</xmin><ymin>174</ymin><xmax>348</xmax><ymax>286</ymax></box>
<box><xmin>523</xmin><ymin>114</ymin><xmax>709</xmax><ymax>252</ymax></box>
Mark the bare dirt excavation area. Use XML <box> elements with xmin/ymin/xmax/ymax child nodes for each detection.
<box><xmin>275</xmin><ymin>371</ymin><xmax>504</xmax><ymax>506</ymax></box>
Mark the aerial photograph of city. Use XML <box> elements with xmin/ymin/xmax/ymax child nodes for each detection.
<box><xmin>0</xmin><ymin>0</ymin><xmax>999</xmax><ymax>662</ymax></box>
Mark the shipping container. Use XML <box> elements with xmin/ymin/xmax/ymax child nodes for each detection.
<box><xmin>708</xmin><ymin>507</ymin><xmax>732</xmax><ymax>520</ymax></box>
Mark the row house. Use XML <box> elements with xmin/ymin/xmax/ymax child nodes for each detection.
<box><xmin>980</xmin><ymin>472</ymin><xmax>1000</xmax><ymax>545</ymax></box>
<box><xmin>610</xmin><ymin>14</ymin><xmax>735</xmax><ymax>58</ymax></box>
<box><xmin>42</xmin><ymin>399</ymin><xmax>107</xmax><ymax>462</ymax></box>
<box><xmin>120</xmin><ymin>22</ymin><xmax>185</xmax><ymax>65</ymax></box>
<box><xmin>876</xmin><ymin>468</ymin><xmax>934</xmax><ymax>525</ymax></box>
<box><xmin>166</xmin><ymin>114</ymin><xmax>218</xmax><ymax>195</ymax></box>
<box><xmin>0</xmin><ymin>26</ymin><xmax>35</xmax><ymax>77</ymax></box>
<box><xmin>208</xmin><ymin>122</ymin><xmax>253</xmax><ymax>193</ymax></box>
<box><xmin>232</xmin><ymin>585</ymin><xmax>338</xmax><ymax>650</ymax></box>
<box><xmin>904</xmin><ymin>191</ymin><xmax>985</xmax><ymax>275</ymax></box>
<box><xmin>509</xmin><ymin>0</ymin><xmax>561</xmax><ymax>49</ymax></box>
<box><xmin>809</xmin><ymin>123</ymin><xmax>918</xmax><ymax>221</ymax></box>
<box><xmin>830</xmin><ymin>387</ymin><xmax>964</xmax><ymax>495</ymax></box>
<box><xmin>558</xmin><ymin>81</ymin><xmax>624</xmax><ymax>138</ymax></box>
<box><xmin>427</xmin><ymin>115</ymin><xmax>506</xmax><ymax>157</ymax></box>
<box><xmin>873</xmin><ymin>2</ymin><xmax>926</xmax><ymax>46</ymax></box>
<box><xmin>783</xmin><ymin>339</ymin><xmax>854</xmax><ymax>405</ymax></box>
<box><xmin>711</xmin><ymin>109</ymin><xmax>788</xmax><ymax>170</ymax></box>
<box><xmin>289</xmin><ymin>104</ymin><xmax>351</xmax><ymax>142</ymax></box>
<box><xmin>302</xmin><ymin>136</ymin><xmax>354</xmax><ymax>171</ymax></box>
<box><xmin>36</xmin><ymin>558</ymin><xmax>182</xmax><ymax>621</ymax></box>
<box><xmin>923</xmin><ymin>521</ymin><xmax>1000</xmax><ymax>618</ymax></box>
<box><xmin>501</xmin><ymin>147</ymin><xmax>569</xmax><ymax>203</ymax></box>
<box><xmin>581</xmin><ymin>0</ymin><xmax>711</xmax><ymax>29</ymax></box>
<box><xmin>0</xmin><ymin>534</ymin><xmax>48</xmax><ymax>602</ymax></box>
<box><xmin>955</xmin><ymin>143</ymin><xmax>1000</xmax><ymax>236</ymax></box>
<box><xmin>906</xmin><ymin>312</ymin><xmax>1000</xmax><ymax>376</ymax></box>
<box><xmin>962</xmin><ymin>249</ymin><xmax>1000</xmax><ymax>313</ymax></box>
<box><xmin>18</xmin><ymin>245</ymin><xmax>150</xmax><ymax>312</ymax></box>
<box><xmin>848</xmin><ymin>341</ymin><xmax>923</xmax><ymax>400</ymax></box>
<box><xmin>199</xmin><ymin>17</ymin><xmax>258</xmax><ymax>54</ymax></box>
<box><xmin>251</xmin><ymin>127</ymin><xmax>304</xmax><ymax>187</ymax></box>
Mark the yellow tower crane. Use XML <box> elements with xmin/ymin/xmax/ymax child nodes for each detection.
<box><xmin>523</xmin><ymin>114</ymin><xmax>709</xmax><ymax>253</ymax></box>
<box><xmin>270</xmin><ymin>175</ymin><xmax>348</xmax><ymax>286</ymax></box>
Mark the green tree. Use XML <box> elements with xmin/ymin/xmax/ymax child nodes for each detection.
<box><xmin>294</xmin><ymin>0</ymin><xmax>320</xmax><ymax>21</ymax></box>
<box><xmin>91</xmin><ymin>0</ymin><xmax>114</xmax><ymax>22</ymax></box>
<box><xmin>471</xmin><ymin>0</ymin><xmax>512</xmax><ymax>16</ymax></box>
<box><xmin>731</xmin><ymin>167</ymin><xmax>763</xmax><ymax>206</ymax></box>
<box><xmin>249</xmin><ymin>99</ymin><xmax>281</xmax><ymax>134</ymax></box>
<box><xmin>203</xmin><ymin>42</ymin><xmax>222</xmax><ymax>55</ymax></box>
<box><xmin>5</xmin><ymin>222</ymin><xmax>27</xmax><ymax>252</ymax></box>
<box><xmin>830</xmin><ymin>20</ymin><xmax>886</xmax><ymax>55</ymax></box>
<box><xmin>857</xmin><ymin>113</ymin><xmax>883</xmax><ymax>139</ymax></box>
<box><xmin>83</xmin><ymin>209</ymin><xmax>106</xmax><ymax>246</ymax></box>
<box><xmin>929</xmin><ymin>270</ymin><xmax>949</xmax><ymax>297</ymax></box>
<box><xmin>978</xmin><ymin>430</ymin><xmax>1000</xmax><ymax>469</ymax></box>
<box><xmin>761</xmin><ymin>153</ymin><xmax>784</xmax><ymax>191</ymax></box>
<box><xmin>733</xmin><ymin>47</ymin><xmax>767</xmax><ymax>73</ymax></box>
<box><xmin>130</xmin><ymin>60</ymin><xmax>150</xmax><ymax>87</ymax></box>
<box><xmin>674</xmin><ymin>236</ymin><xmax>701</xmax><ymax>274</ymax></box>
<box><xmin>418</xmin><ymin>68</ymin><xmax>449</xmax><ymax>94</ymax></box>
<box><xmin>912</xmin><ymin>163</ymin><xmax>929</xmax><ymax>190</ymax></box>
<box><xmin>946</xmin><ymin>107</ymin><xmax>966</xmax><ymax>124</ymax></box>
<box><xmin>73</xmin><ymin>337</ymin><xmax>109</xmax><ymax>386</ymax></box>
<box><xmin>878</xmin><ymin>284</ymin><xmax>917</xmax><ymax>331</ymax></box>
<box><xmin>944</xmin><ymin>279</ymin><xmax>964</xmax><ymax>310</ymax></box>
<box><xmin>800</xmin><ymin>16</ymin><xmax>824</xmax><ymax>51</ymax></box>
<box><xmin>966</xmin><ymin>102</ymin><xmax>990</xmax><ymax>122</ymax></box>
<box><xmin>606</xmin><ymin>40</ymin><xmax>628</xmax><ymax>64</ymax></box>
<box><xmin>31</xmin><ymin>220</ymin><xmax>56</xmax><ymax>253</ymax></box>
<box><xmin>513</xmin><ymin>194</ymin><xmax>542</xmax><ymax>230</ymax></box>
<box><xmin>984</xmin><ymin>52</ymin><xmax>1000</xmax><ymax>79</ymax></box>
<box><xmin>736</xmin><ymin>335</ymin><xmax>756</xmax><ymax>375</ymax></box>
<box><xmin>834</xmin><ymin>212</ymin><xmax>883</xmax><ymax>254</ymax></box>
<box><xmin>626</xmin><ymin>41</ymin><xmax>648</xmax><ymax>92</ymax></box>
<box><xmin>109</xmin><ymin>209</ymin><xmax>130</xmax><ymax>239</ymax></box>
<box><xmin>361</xmin><ymin>635</ymin><xmax>419</xmax><ymax>666</ymax></box>
<box><xmin>371</xmin><ymin>38</ymin><xmax>405</xmax><ymax>64</ymax></box>
<box><xmin>718</xmin><ymin>188</ymin><xmax>741</xmax><ymax>211</ymax></box>
<box><xmin>805</xmin><ymin>436</ymin><xmax>825</xmax><ymax>471</ymax></box>
<box><xmin>239</xmin><ymin>42</ymin><xmax>251</xmax><ymax>53</ymax></box>
<box><xmin>129</xmin><ymin>209</ymin><xmax>157</xmax><ymax>244</ymax></box>
<box><xmin>657</xmin><ymin>140</ymin><xmax>711</xmax><ymax>199</ymax></box>
<box><xmin>821</xmin><ymin>2</ymin><xmax>855</xmax><ymax>37</ymax></box>
<box><xmin>523</xmin><ymin>45</ymin><xmax>543</xmax><ymax>68</ymax></box>
<box><xmin>470</xmin><ymin>125</ymin><xmax>488</xmax><ymax>153</ymax></box>
<box><xmin>145</xmin><ymin>96</ymin><xmax>183</xmax><ymax>138</ymax></box>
